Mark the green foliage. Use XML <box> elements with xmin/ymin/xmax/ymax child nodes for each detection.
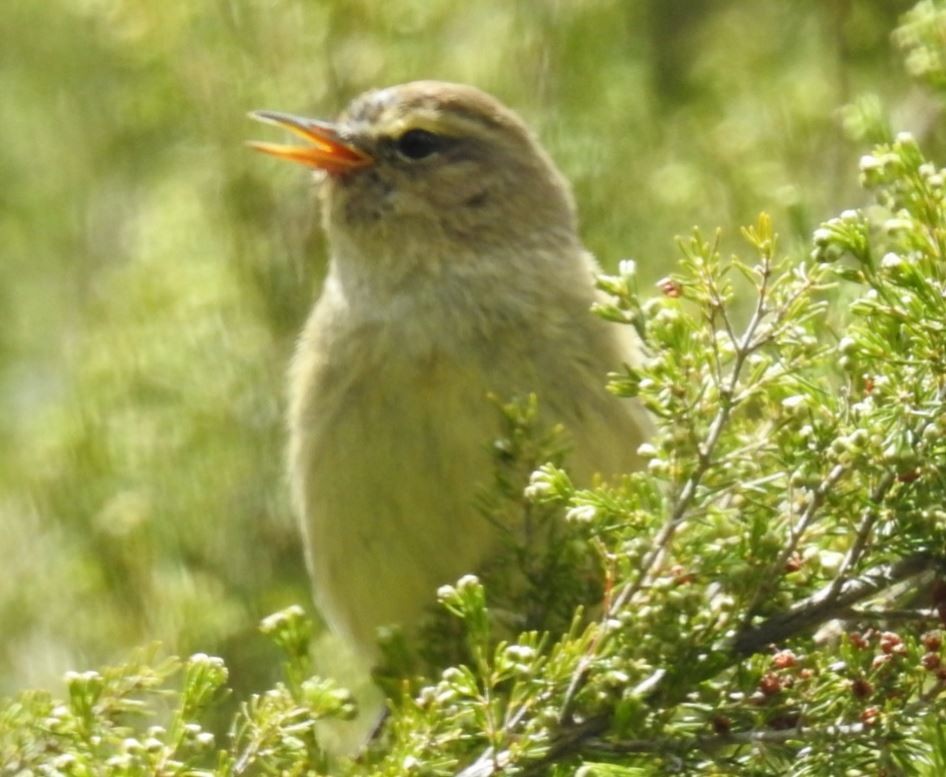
<box><xmin>0</xmin><ymin>614</ymin><xmax>357</xmax><ymax>775</ymax></box>
<box><xmin>897</xmin><ymin>0</ymin><xmax>946</xmax><ymax>94</ymax></box>
<box><xmin>6</xmin><ymin>94</ymin><xmax>946</xmax><ymax>774</ymax></box>
<box><xmin>5</xmin><ymin>0</ymin><xmax>946</xmax><ymax>775</ymax></box>
<box><xmin>0</xmin><ymin>0</ymin><xmax>917</xmax><ymax>699</ymax></box>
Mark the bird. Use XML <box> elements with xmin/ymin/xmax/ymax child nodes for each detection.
<box><xmin>249</xmin><ymin>81</ymin><xmax>652</xmax><ymax>663</ymax></box>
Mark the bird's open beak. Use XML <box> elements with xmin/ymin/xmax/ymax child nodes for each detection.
<box><xmin>247</xmin><ymin>111</ymin><xmax>373</xmax><ymax>173</ymax></box>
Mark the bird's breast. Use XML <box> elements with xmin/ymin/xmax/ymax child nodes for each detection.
<box><xmin>288</xmin><ymin>310</ymin><xmax>510</xmax><ymax>652</ymax></box>
<box><xmin>286</xmin><ymin>263</ymin><xmax>649</xmax><ymax>654</ymax></box>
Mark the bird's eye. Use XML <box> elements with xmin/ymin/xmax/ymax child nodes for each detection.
<box><xmin>394</xmin><ymin>129</ymin><xmax>442</xmax><ymax>160</ymax></box>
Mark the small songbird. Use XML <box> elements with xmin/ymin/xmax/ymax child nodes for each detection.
<box><xmin>250</xmin><ymin>81</ymin><xmax>651</xmax><ymax>662</ymax></box>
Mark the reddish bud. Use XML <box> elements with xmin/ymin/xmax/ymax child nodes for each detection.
<box><xmin>784</xmin><ymin>552</ymin><xmax>803</xmax><ymax>573</ymax></box>
<box><xmin>851</xmin><ymin>677</ymin><xmax>873</xmax><ymax>699</ymax></box>
<box><xmin>848</xmin><ymin>631</ymin><xmax>870</xmax><ymax>650</ymax></box>
<box><xmin>922</xmin><ymin>631</ymin><xmax>942</xmax><ymax>652</ymax></box>
<box><xmin>879</xmin><ymin>631</ymin><xmax>905</xmax><ymax>655</ymax></box>
<box><xmin>860</xmin><ymin>706</ymin><xmax>881</xmax><ymax>727</ymax></box>
<box><xmin>772</xmin><ymin>649</ymin><xmax>797</xmax><ymax>669</ymax></box>
<box><xmin>658</xmin><ymin>278</ymin><xmax>682</xmax><ymax>298</ymax></box>
<box><xmin>923</xmin><ymin>653</ymin><xmax>942</xmax><ymax>671</ymax></box>
<box><xmin>769</xmin><ymin>711</ymin><xmax>801</xmax><ymax>730</ymax></box>
<box><xmin>759</xmin><ymin>673</ymin><xmax>782</xmax><ymax>696</ymax></box>
<box><xmin>670</xmin><ymin>565</ymin><xmax>695</xmax><ymax>585</ymax></box>
<box><xmin>711</xmin><ymin>715</ymin><xmax>732</xmax><ymax>735</ymax></box>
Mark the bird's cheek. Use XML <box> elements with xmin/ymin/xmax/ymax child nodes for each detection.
<box><xmin>384</xmin><ymin>189</ymin><xmax>434</xmax><ymax>218</ymax></box>
<box><xmin>319</xmin><ymin>174</ymin><xmax>380</xmax><ymax>226</ymax></box>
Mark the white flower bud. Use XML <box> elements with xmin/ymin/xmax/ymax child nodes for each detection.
<box><xmin>618</xmin><ymin>259</ymin><xmax>637</xmax><ymax>278</ymax></box>
<box><xmin>781</xmin><ymin>395</ymin><xmax>808</xmax><ymax>414</ymax></box>
<box><xmin>565</xmin><ymin>504</ymin><xmax>597</xmax><ymax>523</ymax></box>
<box><xmin>838</xmin><ymin>336</ymin><xmax>857</xmax><ymax>354</ymax></box>
<box><xmin>457</xmin><ymin>574</ymin><xmax>480</xmax><ymax>591</ymax></box>
<box><xmin>883</xmin><ymin>219</ymin><xmax>912</xmax><ymax>234</ymax></box>
<box><xmin>881</xmin><ymin>252</ymin><xmax>903</xmax><ymax>269</ymax></box>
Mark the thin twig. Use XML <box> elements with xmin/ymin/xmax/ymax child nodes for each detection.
<box><xmin>831</xmin><ymin>606</ymin><xmax>938</xmax><ymax>623</ymax></box>
<box><xmin>463</xmin><ymin>692</ymin><xmax>923</xmax><ymax>776</ymax></box>
<box><xmin>585</xmin><ymin>721</ymin><xmax>868</xmax><ymax>755</ymax></box>
<box><xmin>743</xmin><ymin>462</ymin><xmax>847</xmax><ymax>621</ymax></box>
<box><xmin>732</xmin><ymin>553</ymin><xmax>941</xmax><ymax>655</ymax></box>
<box><xmin>616</xmin><ymin>251</ymin><xmax>774</xmax><ymax>611</ymax></box>
<box><xmin>827</xmin><ymin>470</ymin><xmax>897</xmax><ymax>599</ymax></box>
<box><xmin>554</xmin><ymin>250</ymin><xmax>777</xmax><ymax>730</ymax></box>
<box><xmin>789</xmin><ymin>383</ymin><xmax>946</xmax><ymax>615</ymax></box>
<box><xmin>457</xmin><ymin>716</ymin><xmax>609</xmax><ymax>777</ymax></box>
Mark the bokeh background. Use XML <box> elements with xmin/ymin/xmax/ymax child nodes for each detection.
<box><xmin>0</xmin><ymin>0</ymin><xmax>932</xmax><ymax>701</ymax></box>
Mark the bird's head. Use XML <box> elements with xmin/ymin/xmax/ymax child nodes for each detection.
<box><xmin>250</xmin><ymin>81</ymin><xmax>580</xmax><ymax>265</ymax></box>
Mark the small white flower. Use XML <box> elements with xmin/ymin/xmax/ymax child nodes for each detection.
<box><xmin>851</xmin><ymin>396</ymin><xmax>875</xmax><ymax>417</ymax></box>
<box><xmin>456</xmin><ymin>574</ymin><xmax>480</xmax><ymax>591</ymax></box>
<box><xmin>441</xmin><ymin>667</ymin><xmax>465</xmax><ymax>683</ymax></box>
<box><xmin>883</xmin><ymin>218</ymin><xmax>912</xmax><ymax>234</ymax></box>
<box><xmin>525</xmin><ymin>470</ymin><xmax>552</xmax><ymax>496</ymax></box>
<box><xmin>881</xmin><ymin>252</ymin><xmax>903</xmax><ymax>269</ymax></box>
<box><xmin>618</xmin><ymin>258</ymin><xmax>637</xmax><ymax>278</ymax></box>
<box><xmin>654</xmin><ymin>307</ymin><xmax>680</xmax><ymax>325</ymax></box>
<box><xmin>122</xmin><ymin>737</ymin><xmax>144</xmax><ymax>754</ymax></box>
<box><xmin>504</xmin><ymin>645</ymin><xmax>536</xmax><ymax>661</ymax></box>
<box><xmin>818</xmin><ymin>550</ymin><xmax>845</xmax><ymax>572</ymax></box>
<box><xmin>565</xmin><ymin>504</ymin><xmax>597</xmax><ymax>523</ymax></box>
<box><xmin>602</xmin><ymin>618</ymin><xmax>623</xmax><ymax>633</ymax></box>
<box><xmin>781</xmin><ymin>395</ymin><xmax>808</xmax><ymax>413</ymax></box>
<box><xmin>647</xmin><ymin>458</ymin><xmax>669</xmax><ymax>476</ymax></box>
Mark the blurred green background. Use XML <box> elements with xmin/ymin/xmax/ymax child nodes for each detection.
<box><xmin>0</xmin><ymin>0</ymin><xmax>929</xmax><ymax>700</ymax></box>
